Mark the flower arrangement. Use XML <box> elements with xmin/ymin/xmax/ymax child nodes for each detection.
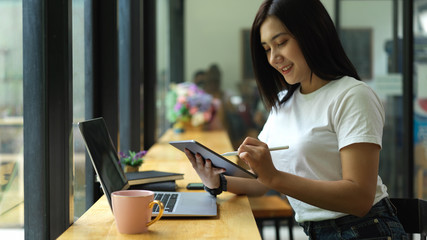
<box><xmin>118</xmin><ymin>150</ymin><xmax>147</xmax><ymax>167</ymax></box>
<box><xmin>166</xmin><ymin>82</ymin><xmax>214</xmax><ymax>127</ymax></box>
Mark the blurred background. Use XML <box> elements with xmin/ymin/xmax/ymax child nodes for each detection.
<box><xmin>0</xmin><ymin>0</ymin><xmax>426</xmax><ymax>239</ymax></box>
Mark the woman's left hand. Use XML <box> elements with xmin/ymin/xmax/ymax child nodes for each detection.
<box><xmin>237</xmin><ymin>137</ymin><xmax>278</xmax><ymax>185</ymax></box>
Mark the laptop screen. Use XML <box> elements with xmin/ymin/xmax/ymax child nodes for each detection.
<box><xmin>78</xmin><ymin>117</ymin><xmax>129</xmax><ymax>209</ymax></box>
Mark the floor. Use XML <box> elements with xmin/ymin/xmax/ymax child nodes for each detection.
<box><xmin>262</xmin><ymin>224</ymin><xmax>423</xmax><ymax>240</ymax></box>
<box><xmin>0</xmin><ymin>226</ymin><xmax>307</xmax><ymax>240</ymax></box>
<box><xmin>262</xmin><ymin>222</ymin><xmax>307</xmax><ymax>240</ymax></box>
<box><xmin>0</xmin><ymin>226</ymin><xmax>424</xmax><ymax>239</ymax></box>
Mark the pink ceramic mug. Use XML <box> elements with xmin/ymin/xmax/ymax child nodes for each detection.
<box><xmin>111</xmin><ymin>190</ymin><xmax>164</xmax><ymax>234</ymax></box>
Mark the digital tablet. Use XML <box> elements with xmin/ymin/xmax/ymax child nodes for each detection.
<box><xmin>169</xmin><ymin>140</ymin><xmax>257</xmax><ymax>179</ymax></box>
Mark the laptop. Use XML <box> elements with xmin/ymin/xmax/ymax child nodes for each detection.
<box><xmin>78</xmin><ymin>117</ymin><xmax>217</xmax><ymax>217</ymax></box>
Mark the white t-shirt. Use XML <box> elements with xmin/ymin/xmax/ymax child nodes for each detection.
<box><xmin>258</xmin><ymin>76</ymin><xmax>389</xmax><ymax>223</ymax></box>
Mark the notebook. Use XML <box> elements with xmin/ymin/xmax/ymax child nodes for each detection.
<box><xmin>78</xmin><ymin>117</ymin><xmax>217</xmax><ymax>217</ymax></box>
<box><xmin>126</xmin><ymin>170</ymin><xmax>183</xmax><ymax>185</ymax></box>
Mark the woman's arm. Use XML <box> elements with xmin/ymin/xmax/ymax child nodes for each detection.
<box><xmin>239</xmin><ymin>137</ymin><xmax>380</xmax><ymax>217</ymax></box>
<box><xmin>226</xmin><ymin>175</ymin><xmax>270</xmax><ymax>196</ymax></box>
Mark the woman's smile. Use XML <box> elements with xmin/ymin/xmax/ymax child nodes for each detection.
<box><xmin>260</xmin><ymin>16</ymin><xmax>310</xmax><ymax>86</ymax></box>
<box><xmin>279</xmin><ymin>63</ymin><xmax>294</xmax><ymax>75</ymax></box>
<box><xmin>260</xmin><ymin>16</ymin><xmax>328</xmax><ymax>93</ymax></box>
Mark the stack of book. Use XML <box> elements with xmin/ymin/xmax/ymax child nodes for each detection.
<box><xmin>126</xmin><ymin>170</ymin><xmax>184</xmax><ymax>191</ymax></box>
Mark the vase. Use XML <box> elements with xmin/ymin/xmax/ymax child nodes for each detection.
<box><xmin>173</xmin><ymin>120</ymin><xmax>204</xmax><ymax>133</ymax></box>
<box><xmin>124</xmin><ymin>165</ymin><xmax>140</xmax><ymax>173</ymax></box>
<box><xmin>173</xmin><ymin>120</ymin><xmax>187</xmax><ymax>133</ymax></box>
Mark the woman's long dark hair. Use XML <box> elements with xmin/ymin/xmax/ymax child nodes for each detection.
<box><xmin>251</xmin><ymin>0</ymin><xmax>360</xmax><ymax>110</ymax></box>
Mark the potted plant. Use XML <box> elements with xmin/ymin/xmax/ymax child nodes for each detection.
<box><xmin>118</xmin><ymin>150</ymin><xmax>147</xmax><ymax>172</ymax></box>
<box><xmin>166</xmin><ymin>82</ymin><xmax>215</xmax><ymax>133</ymax></box>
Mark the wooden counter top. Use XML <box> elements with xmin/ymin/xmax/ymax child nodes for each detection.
<box><xmin>58</xmin><ymin>129</ymin><xmax>261</xmax><ymax>239</ymax></box>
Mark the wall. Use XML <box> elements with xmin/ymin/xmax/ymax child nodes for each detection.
<box><xmin>340</xmin><ymin>1</ymin><xmax>397</xmax><ymax>78</ymax></box>
<box><xmin>185</xmin><ymin>0</ymin><xmax>261</xmax><ymax>95</ymax></box>
<box><xmin>184</xmin><ymin>0</ymin><xmax>394</xmax><ymax>95</ymax></box>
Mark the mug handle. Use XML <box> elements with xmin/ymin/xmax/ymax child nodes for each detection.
<box><xmin>147</xmin><ymin>200</ymin><xmax>164</xmax><ymax>227</ymax></box>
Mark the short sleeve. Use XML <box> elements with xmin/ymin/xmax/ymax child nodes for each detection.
<box><xmin>332</xmin><ymin>84</ymin><xmax>385</xmax><ymax>149</ymax></box>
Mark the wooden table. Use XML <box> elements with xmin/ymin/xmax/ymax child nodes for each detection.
<box><xmin>58</xmin><ymin>129</ymin><xmax>261</xmax><ymax>239</ymax></box>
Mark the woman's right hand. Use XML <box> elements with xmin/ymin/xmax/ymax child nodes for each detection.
<box><xmin>184</xmin><ymin>148</ymin><xmax>226</xmax><ymax>189</ymax></box>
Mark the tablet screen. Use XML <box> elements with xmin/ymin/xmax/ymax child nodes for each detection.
<box><xmin>169</xmin><ymin>140</ymin><xmax>257</xmax><ymax>179</ymax></box>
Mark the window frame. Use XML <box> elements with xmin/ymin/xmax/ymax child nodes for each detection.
<box><xmin>23</xmin><ymin>0</ymin><xmax>73</xmax><ymax>238</ymax></box>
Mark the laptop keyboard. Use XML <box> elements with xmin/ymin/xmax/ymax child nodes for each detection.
<box><xmin>153</xmin><ymin>193</ymin><xmax>178</xmax><ymax>213</ymax></box>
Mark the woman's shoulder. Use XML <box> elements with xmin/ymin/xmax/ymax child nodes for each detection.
<box><xmin>329</xmin><ymin>76</ymin><xmax>374</xmax><ymax>96</ymax></box>
<box><xmin>331</xmin><ymin>77</ymin><xmax>383</xmax><ymax>112</ymax></box>
<box><xmin>332</xmin><ymin>76</ymin><xmax>365</xmax><ymax>88</ymax></box>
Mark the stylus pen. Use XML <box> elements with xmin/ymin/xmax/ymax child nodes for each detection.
<box><xmin>220</xmin><ymin>145</ymin><xmax>289</xmax><ymax>157</ymax></box>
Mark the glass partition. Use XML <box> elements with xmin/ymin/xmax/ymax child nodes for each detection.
<box><xmin>339</xmin><ymin>0</ymin><xmax>407</xmax><ymax>197</ymax></box>
<box><xmin>156</xmin><ymin>0</ymin><xmax>171</xmax><ymax>138</ymax></box>
<box><xmin>182</xmin><ymin>0</ymin><xmax>417</xmax><ymax>200</ymax></box>
<box><xmin>184</xmin><ymin>0</ymin><xmax>269</xmax><ymax>149</ymax></box>
<box><xmin>414</xmin><ymin>0</ymin><xmax>427</xmax><ymax>200</ymax></box>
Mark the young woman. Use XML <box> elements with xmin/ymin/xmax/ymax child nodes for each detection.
<box><xmin>185</xmin><ymin>0</ymin><xmax>407</xmax><ymax>239</ymax></box>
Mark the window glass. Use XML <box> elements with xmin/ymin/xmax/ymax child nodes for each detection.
<box><xmin>184</xmin><ymin>0</ymin><xmax>270</xmax><ymax>150</ymax></box>
<box><xmin>0</xmin><ymin>0</ymin><xmax>24</xmax><ymax>238</ymax></box>
<box><xmin>72</xmin><ymin>0</ymin><xmax>86</xmax><ymax>220</ymax></box>
<box><xmin>183</xmin><ymin>0</ymin><xmax>415</xmax><ymax>200</ymax></box>
<box><xmin>339</xmin><ymin>0</ymin><xmax>406</xmax><ymax>197</ymax></box>
<box><xmin>156</xmin><ymin>0</ymin><xmax>171</xmax><ymax>137</ymax></box>
<box><xmin>414</xmin><ymin>0</ymin><xmax>427</xmax><ymax>200</ymax></box>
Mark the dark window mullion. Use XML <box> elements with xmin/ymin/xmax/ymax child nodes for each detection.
<box><xmin>84</xmin><ymin>0</ymin><xmax>98</xmax><ymax>209</ymax></box>
<box><xmin>169</xmin><ymin>0</ymin><xmax>184</xmax><ymax>84</ymax></box>
<box><xmin>84</xmin><ymin>0</ymin><xmax>119</xmax><ymax>207</ymax></box>
<box><xmin>23</xmin><ymin>0</ymin><xmax>72</xmax><ymax>239</ymax></box>
<box><xmin>402</xmin><ymin>0</ymin><xmax>414</xmax><ymax>198</ymax></box>
<box><xmin>98</xmin><ymin>1</ymin><xmax>119</xmax><ymax>145</ymax></box>
<box><xmin>119</xmin><ymin>0</ymin><xmax>141</xmax><ymax>153</ymax></box>
<box><xmin>142</xmin><ymin>0</ymin><xmax>157</xmax><ymax>149</ymax></box>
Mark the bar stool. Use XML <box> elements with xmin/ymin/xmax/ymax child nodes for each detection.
<box><xmin>249</xmin><ymin>195</ymin><xmax>294</xmax><ymax>240</ymax></box>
